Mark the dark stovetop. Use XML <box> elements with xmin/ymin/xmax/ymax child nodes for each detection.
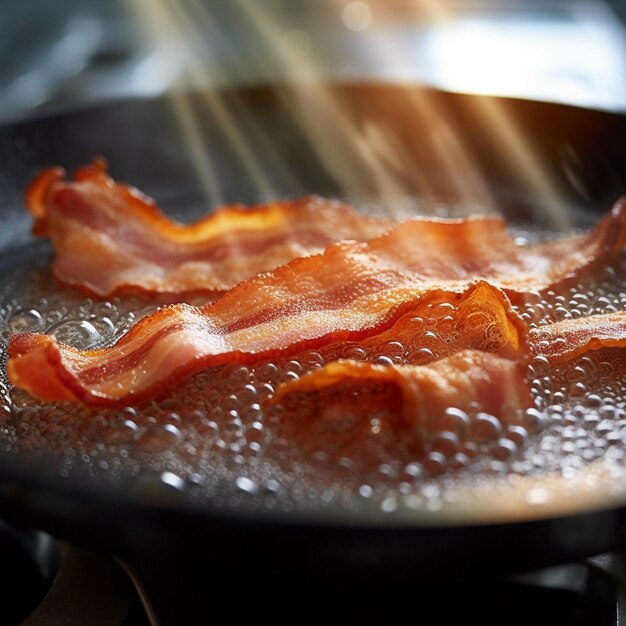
<box><xmin>4</xmin><ymin>518</ymin><xmax>625</xmax><ymax>626</ymax></box>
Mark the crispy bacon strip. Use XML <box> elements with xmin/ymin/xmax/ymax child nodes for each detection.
<box><xmin>271</xmin><ymin>351</ymin><xmax>532</xmax><ymax>442</ymax></box>
<box><xmin>27</xmin><ymin>159</ymin><xmax>392</xmax><ymax>297</ymax></box>
<box><xmin>530</xmin><ymin>312</ymin><xmax>626</xmax><ymax>363</ymax></box>
<box><xmin>8</xmin><ymin>198</ymin><xmax>626</xmax><ymax>406</ymax></box>
<box><xmin>7</xmin><ymin>282</ymin><xmax>524</xmax><ymax>406</ymax></box>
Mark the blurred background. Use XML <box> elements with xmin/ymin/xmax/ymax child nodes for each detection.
<box><xmin>2</xmin><ymin>0</ymin><xmax>626</xmax><ymax>125</ymax></box>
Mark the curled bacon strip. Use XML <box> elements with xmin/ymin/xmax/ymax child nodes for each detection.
<box><xmin>530</xmin><ymin>312</ymin><xmax>626</xmax><ymax>363</ymax></box>
<box><xmin>27</xmin><ymin>159</ymin><xmax>392</xmax><ymax>297</ymax></box>
<box><xmin>271</xmin><ymin>351</ymin><xmax>532</xmax><ymax>443</ymax></box>
<box><xmin>273</xmin><ymin>308</ymin><xmax>626</xmax><ymax>444</ymax></box>
<box><xmin>8</xmin><ymin>198</ymin><xmax>626</xmax><ymax>406</ymax></box>
<box><xmin>7</xmin><ymin>281</ymin><xmax>523</xmax><ymax>406</ymax></box>
<box><xmin>319</xmin><ymin>279</ymin><xmax>527</xmax><ymax>363</ymax></box>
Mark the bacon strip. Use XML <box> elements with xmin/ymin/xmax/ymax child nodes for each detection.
<box><xmin>8</xmin><ymin>198</ymin><xmax>626</xmax><ymax>406</ymax></box>
<box><xmin>7</xmin><ymin>281</ymin><xmax>524</xmax><ymax>406</ymax></box>
<box><xmin>530</xmin><ymin>312</ymin><xmax>626</xmax><ymax>363</ymax></box>
<box><xmin>271</xmin><ymin>351</ymin><xmax>532</xmax><ymax>443</ymax></box>
<box><xmin>27</xmin><ymin>159</ymin><xmax>392</xmax><ymax>297</ymax></box>
<box><xmin>273</xmin><ymin>307</ymin><xmax>626</xmax><ymax>444</ymax></box>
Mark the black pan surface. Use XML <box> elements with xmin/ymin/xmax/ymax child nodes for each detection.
<box><xmin>1</xmin><ymin>84</ymin><xmax>626</xmax><ymax>614</ymax></box>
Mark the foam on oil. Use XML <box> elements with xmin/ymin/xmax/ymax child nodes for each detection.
<box><xmin>1</xmin><ymin>227</ymin><xmax>626</xmax><ymax>519</ymax></box>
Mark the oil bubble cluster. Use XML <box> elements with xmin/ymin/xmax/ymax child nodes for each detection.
<box><xmin>1</xmin><ymin>230</ymin><xmax>626</xmax><ymax>517</ymax></box>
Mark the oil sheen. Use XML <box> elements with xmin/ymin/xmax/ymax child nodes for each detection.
<box><xmin>1</xmin><ymin>227</ymin><xmax>626</xmax><ymax>519</ymax></box>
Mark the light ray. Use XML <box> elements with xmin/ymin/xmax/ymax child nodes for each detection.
<box><xmin>127</xmin><ymin>0</ymin><xmax>223</xmax><ymax>207</ymax></box>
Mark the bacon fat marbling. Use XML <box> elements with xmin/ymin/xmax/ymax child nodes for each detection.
<box><xmin>8</xmin><ymin>194</ymin><xmax>626</xmax><ymax>407</ymax></box>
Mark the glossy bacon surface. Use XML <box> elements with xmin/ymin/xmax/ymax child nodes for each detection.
<box><xmin>7</xmin><ymin>282</ymin><xmax>524</xmax><ymax>406</ymax></box>
<box><xmin>531</xmin><ymin>312</ymin><xmax>626</xmax><ymax>363</ymax></box>
<box><xmin>8</xmin><ymin>198</ymin><xmax>626</xmax><ymax>407</ymax></box>
<box><xmin>318</xmin><ymin>279</ymin><xmax>527</xmax><ymax>363</ymax></box>
<box><xmin>271</xmin><ymin>351</ymin><xmax>532</xmax><ymax>442</ymax></box>
<box><xmin>26</xmin><ymin>159</ymin><xmax>392</xmax><ymax>297</ymax></box>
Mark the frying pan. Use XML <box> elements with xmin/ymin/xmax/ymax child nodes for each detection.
<box><xmin>0</xmin><ymin>83</ymin><xmax>626</xmax><ymax>623</ymax></box>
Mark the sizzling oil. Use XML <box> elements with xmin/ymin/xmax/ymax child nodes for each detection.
<box><xmin>1</xmin><ymin>230</ymin><xmax>626</xmax><ymax>518</ymax></box>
